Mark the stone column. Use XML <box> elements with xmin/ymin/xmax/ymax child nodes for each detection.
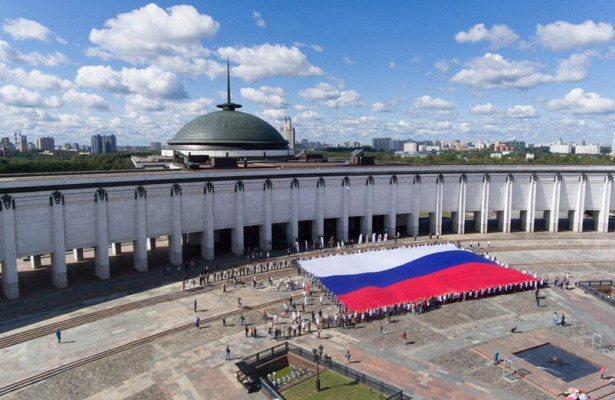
<box><xmin>288</xmin><ymin>179</ymin><xmax>299</xmax><ymax>248</ymax></box>
<box><xmin>410</xmin><ymin>175</ymin><xmax>421</xmax><ymax>236</ymax></box>
<box><xmin>261</xmin><ymin>179</ymin><xmax>273</xmax><ymax>251</ymax></box>
<box><xmin>361</xmin><ymin>176</ymin><xmax>374</xmax><ymax>238</ymax></box>
<box><xmin>73</xmin><ymin>248</ymin><xmax>84</xmax><ymax>261</ymax></box>
<box><xmin>30</xmin><ymin>255</ymin><xmax>42</xmax><ymax>269</ymax></box>
<box><xmin>201</xmin><ymin>183</ymin><xmax>214</xmax><ymax>260</ymax></box>
<box><xmin>570</xmin><ymin>174</ymin><xmax>587</xmax><ymax>232</ymax></box>
<box><xmin>452</xmin><ymin>174</ymin><xmax>466</xmax><ymax>234</ymax></box>
<box><xmin>169</xmin><ymin>183</ymin><xmax>183</xmax><ymax>266</ymax></box>
<box><xmin>547</xmin><ymin>173</ymin><xmax>562</xmax><ymax>232</ymax></box>
<box><xmin>94</xmin><ymin>188</ymin><xmax>110</xmax><ymax>280</ymax></box>
<box><xmin>50</xmin><ymin>191</ymin><xmax>67</xmax><ymax>288</ymax></box>
<box><xmin>595</xmin><ymin>174</ymin><xmax>612</xmax><ymax>232</ymax></box>
<box><xmin>497</xmin><ymin>174</ymin><xmax>513</xmax><ymax>233</ymax></box>
<box><xmin>147</xmin><ymin>237</ymin><xmax>156</xmax><ymax>250</ymax></box>
<box><xmin>429</xmin><ymin>175</ymin><xmax>444</xmax><ymax>236</ymax></box>
<box><xmin>133</xmin><ymin>186</ymin><xmax>147</xmax><ymax>272</ymax></box>
<box><xmin>475</xmin><ymin>174</ymin><xmax>490</xmax><ymax>233</ymax></box>
<box><xmin>231</xmin><ymin>181</ymin><xmax>245</xmax><ymax>256</ymax></box>
<box><xmin>336</xmin><ymin>177</ymin><xmax>350</xmax><ymax>242</ymax></box>
<box><xmin>521</xmin><ymin>173</ymin><xmax>537</xmax><ymax>232</ymax></box>
<box><xmin>387</xmin><ymin>176</ymin><xmax>398</xmax><ymax>236</ymax></box>
<box><xmin>313</xmin><ymin>178</ymin><xmax>325</xmax><ymax>245</ymax></box>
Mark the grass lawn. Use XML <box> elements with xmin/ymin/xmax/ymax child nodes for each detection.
<box><xmin>282</xmin><ymin>369</ymin><xmax>386</xmax><ymax>400</ymax></box>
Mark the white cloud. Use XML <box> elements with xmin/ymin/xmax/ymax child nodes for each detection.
<box><xmin>343</xmin><ymin>56</ymin><xmax>354</xmax><ymax>66</ymax></box>
<box><xmin>536</xmin><ymin>20</ymin><xmax>614</xmax><ymax>51</ymax></box>
<box><xmin>545</xmin><ymin>88</ymin><xmax>615</xmax><ymax>114</ymax></box>
<box><xmin>451</xmin><ymin>52</ymin><xmax>594</xmax><ymax>89</ymax></box>
<box><xmin>325</xmin><ymin>90</ymin><xmax>362</xmax><ymax>108</ymax></box>
<box><xmin>240</xmin><ymin>86</ymin><xmax>286</xmax><ymax>109</ymax></box>
<box><xmin>253</xmin><ymin>11</ymin><xmax>266</xmax><ymax>28</ymax></box>
<box><xmin>470</xmin><ymin>102</ymin><xmax>538</xmax><ymax>118</ymax></box>
<box><xmin>409</xmin><ymin>57</ymin><xmax>422</xmax><ymax>63</ymax></box>
<box><xmin>87</xmin><ymin>3</ymin><xmax>219</xmax><ymax>64</ymax></box>
<box><xmin>124</xmin><ymin>94</ymin><xmax>165</xmax><ymax>113</ymax></box>
<box><xmin>436</xmin><ymin>121</ymin><xmax>451</xmax><ymax>129</ymax></box>
<box><xmin>259</xmin><ymin>109</ymin><xmax>286</xmax><ymax>121</ymax></box>
<box><xmin>299</xmin><ymin>82</ymin><xmax>362</xmax><ymax>108</ymax></box>
<box><xmin>296</xmin><ymin>110</ymin><xmax>324</xmax><ymax>121</ymax></box>
<box><xmin>0</xmin><ymin>63</ymin><xmax>73</xmax><ymax>91</ymax></box>
<box><xmin>370</xmin><ymin>97</ymin><xmax>405</xmax><ymax>112</ymax></box>
<box><xmin>434</xmin><ymin>60</ymin><xmax>450</xmax><ymax>73</ymax></box>
<box><xmin>311</xmin><ymin>44</ymin><xmax>323</xmax><ymax>53</ymax></box>
<box><xmin>389</xmin><ymin>61</ymin><xmax>397</xmax><ymax>69</ymax></box>
<box><xmin>414</xmin><ymin>95</ymin><xmax>455</xmax><ymax>109</ymax></box>
<box><xmin>3</xmin><ymin>18</ymin><xmax>65</xmax><ymax>43</ymax></box>
<box><xmin>0</xmin><ymin>84</ymin><xmax>61</xmax><ymax>108</ymax></box>
<box><xmin>218</xmin><ymin>43</ymin><xmax>323</xmax><ymax>81</ymax></box>
<box><xmin>0</xmin><ymin>40</ymin><xmax>67</xmax><ymax>66</ymax></box>
<box><xmin>455</xmin><ymin>23</ymin><xmax>519</xmax><ymax>48</ymax></box>
<box><xmin>299</xmin><ymin>82</ymin><xmax>340</xmax><ymax>101</ymax></box>
<box><xmin>155</xmin><ymin>56</ymin><xmax>225</xmax><ymax>79</ymax></box>
<box><xmin>470</xmin><ymin>102</ymin><xmax>498</xmax><ymax>114</ymax></box>
<box><xmin>75</xmin><ymin>65</ymin><xmax>187</xmax><ymax>99</ymax></box>
<box><xmin>63</xmin><ymin>89</ymin><xmax>109</xmax><ymax>111</ymax></box>
<box><xmin>507</xmin><ymin>104</ymin><xmax>538</xmax><ymax>118</ymax></box>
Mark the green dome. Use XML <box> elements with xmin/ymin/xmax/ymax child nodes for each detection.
<box><xmin>168</xmin><ymin>110</ymin><xmax>289</xmax><ymax>148</ymax></box>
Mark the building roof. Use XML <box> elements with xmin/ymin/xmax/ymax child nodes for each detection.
<box><xmin>168</xmin><ymin>110</ymin><xmax>288</xmax><ymax>147</ymax></box>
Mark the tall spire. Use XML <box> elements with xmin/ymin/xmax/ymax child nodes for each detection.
<box><xmin>217</xmin><ymin>58</ymin><xmax>242</xmax><ymax>111</ymax></box>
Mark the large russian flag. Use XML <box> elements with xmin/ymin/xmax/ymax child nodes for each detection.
<box><xmin>300</xmin><ymin>244</ymin><xmax>537</xmax><ymax>311</ymax></box>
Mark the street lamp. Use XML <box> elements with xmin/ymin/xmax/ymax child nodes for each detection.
<box><xmin>312</xmin><ymin>348</ymin><xmax>321</xmax><ymax>392</ymax></box>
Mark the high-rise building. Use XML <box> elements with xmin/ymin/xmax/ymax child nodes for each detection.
<box><xmin>36</xmin><ymin>136</ymin><xmax>55</xmax><ymax>151</ymax></box>
<box><xmin>280</xmin><ymin>117</ymin><xmax>295</xmax><ymax>150</ymax></box>
<box><xmin>91</xmin><ymin>134</ymin><xmax>117</xmax><ymax>154</ymax></box>
<box><xmin>91</xmin><ymin>134</ymin><xmax>103</xmax><ymax>154</ymax></box>
<box><xmin>103</xmin><ymin>134</ymin><xmax>117</xmax><ymax>153</ymax></box>
<box><xmin>17</xmin><ymin>133</ymin><xmax>27</xmax><ymax>152</ymax></box>
<box><xmin>372</xmin><ymin>137</ymin><xmax>391</xmax><ymax>151</ymax></box>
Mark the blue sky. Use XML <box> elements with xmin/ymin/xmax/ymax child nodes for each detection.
<box><xmin>1</xmin><ymin>1</ymin><xmax>614</xmax><ymax>147</ymax></box>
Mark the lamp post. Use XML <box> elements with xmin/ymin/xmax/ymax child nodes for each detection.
<box><xmin>313</xmin><ymin>348</ymin><xmax>321</xmax><ymax>392</ymax></box>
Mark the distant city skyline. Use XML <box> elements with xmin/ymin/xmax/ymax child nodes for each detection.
<box><xmin>0</xmin><ymin>1</ymin><xmax>614</xmax><ymax>146</ymax></box>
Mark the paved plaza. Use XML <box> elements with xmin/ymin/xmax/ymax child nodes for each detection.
<box><xmin>1</xmin><ymin>231</ymin><xmax>615</xmax><ymax>399</ymax></box>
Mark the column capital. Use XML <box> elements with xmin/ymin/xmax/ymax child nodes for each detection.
<box><xmin>1</xmin><ymin>193</ymin><xmax>15</xmax><ymax>210</ymax></box>
<box><xmin>135</xmin><ymin>186</ymin><xmax>147</xmax><ymax>199</ymax></box>
<box><xmin>94</xmin><ymin>188</ymin><xmax>107</xmax><ymax>203</ymax></box>
<box><xmin>171</xmin><ymin>183</ymin><xmax>182</xmax><ymax>196</ymax></box>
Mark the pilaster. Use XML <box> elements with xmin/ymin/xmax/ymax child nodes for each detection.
<box><xmin>94</xmin><ymin>188</ymin><xmax>110</xmax><ymax>280</ymax></box>
<box><xmin>1</xmin><ymin>194</ymin><xmax>18</xmax><ymax>299</ymax></box>
<box><xmin>521</xmin><ymin>173</ymin><xmax>537</xmax><ymax>232</ymax></box>
<box><xmin>201</xmin><ymin>182</ymin><xmax>214</xmax><ymax>260</ymax></box>
<box><xmin>410</xmin><ymin>175</ymin><xmax>421</xmax><ymax>236</ymax></box>
<box><xmin>362</xmin><ymin>176</ymin><xmax>374</xmax><ymax>237</ymax></box>
<box><xmin>547</xmin><ymin>173</ymin><xmax>562</xmax><ymax>232</ymax></box>
<box><xmin>452</xmin><ymin>174</ymin><xmax>466</xmax><ymax>234</ymax></box>
<box><xmin>133</xmin><ymin>186</ymin><xmax>147</xmax><ymax>272</ymax></box>
<box><xmin>169</xmin><ymin>183</ymin><xmax>183</xmax><ymax>265</ymax></box>
<box><xmin>429</xmin><ymin>174</ymin><xmax>444</xmax><ymax>236</ymax></box>
<box><xmin>570</xmin><ymin>174</ymin><xmax>587</xmax><ymax>232</ymax></box>
<box><xmin>313</xmin><ymin>177</ymin><xmax>325</xmax><ymax>244</ymax></box>
<box><xmin>261</xmin><ymin>179</ymin><xmax>273</xmax><ymax>251</ymax></box>
<box><xmin>287</xmin><ymin>178</ymin><xmax>299</xmax><ymax>247</ymax></box>
<box><xmin>475</xmin><ymin>174</ymin><xmax>490</xmax><ymax>233</ymax></box>
<box><xmin>498</xmin><ymin>174</ymin><xmax>513</xmax><ymax>233</ymax></box>
<box><xmin>50</xmin><ymin>190</ymin><xmax>67</xmax><ymax>288</ymax></box>
<box><xmin>595</xmin><ymin>174</ymin><xmax>612</xmax><ymax>232</ymax></box>
<box><xmin>387</xmin><ymin>175</ymin><xmax>398</xmax><ymax>235</ymax></box>
<box><xmin>231</xmin><ymin>181</ymin><xmax>245</xmax><ymax>255</ymax></box>
<box><xmin>336</xmin><ymin>177</ymin><xmax>350</xmax><ymax>241</ymax></box>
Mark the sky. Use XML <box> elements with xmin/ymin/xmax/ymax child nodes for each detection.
<box><xmin>0</xmin><ymin>1</ymin><xmax>615</xmax><ymax>147</ymax></box>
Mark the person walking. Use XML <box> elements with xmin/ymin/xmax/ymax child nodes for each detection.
<box><xmin>553</xmin><ymin>311</ymin><xmax>558</xmax><ymax>326</ymax></box>
<box><xmin>222</xmin><ymin>315</ymin><xmax>226</xmax><ymax>327</ymax></box>
<box><xmin>601</xmin><ymin>366</ymin><xmax>606</xmax><ymax>379</ymax></box>
<box><xmin>195</xmin><ymin>316</ymin><xmax>200</xmax><ymax>328</ymax></box>
<box><xmin>561</xmin><ymin>313</ymin><xmax>566</xmax><ymax>327</ymax></box>
<box><xmin>225</xmin><ymin>345</ymin><xmax>231</xmax><ymax>361</ymax></box>
<box><xmin>401</xmin><ymin>331</ymin><xmax>407</xmax><ymax>346</ymax></box>
<box><xmin>345</xmin><ymin>350</ymin><xmax>351</xmax><ymax>365</ymax></box>
<box><xmin>194</xmin><ymin>299</ymin><xmax>197</xmax><ymax>312</ymax></box>
<box><xmin>55</xmin><ymin>329</ymin><xmax>61</xmax><ymax>344</ymax></box>
<box><xmin>494</xmin><ymin>350</ymin><xmax>499</xmax><ymax>365</ymax></box>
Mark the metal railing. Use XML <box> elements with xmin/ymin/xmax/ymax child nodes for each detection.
<box><xmin>579</xmin><ymin>280</ymin><xmax>615</xmax><ymax>307</ymax></box>
<box><xmin>243</xmin><ymin>342</ymin><xmax>412</xmax><ymax>400</ymax></box>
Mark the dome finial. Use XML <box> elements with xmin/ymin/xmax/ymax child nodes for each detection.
<box><xmin>217</xmin><ymin>58</ymin><xmax>242</xmax><ymax>111</ymax></box>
